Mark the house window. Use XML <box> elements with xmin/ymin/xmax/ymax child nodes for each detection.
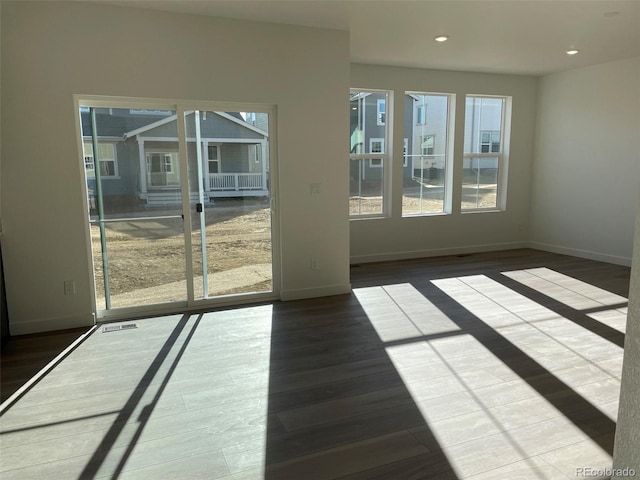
<box><xmin>146</xmin><ymin>152</ymin><xmax>180</xmax><ymax>187</ymax></box>
<box><xmin>377</xmin><ymin>99</ymin><xmax>386</xmax><ymax>126</ymax></box>
<box><xmin>480</xmin><ymin>131</ymin><xmax>501</xmax><ymax>153</ymax></box>
<box><xmin>83</xmin><ymin>142</ymin><xmax>118</xmax><ymax>178</ymax></box>
<box><xmin>208</xmin><ymin>145</ymin><xmax>220</xmax><ymax>174</ymax></box>
<box><xmin>370</xmin><ymin>138</ymin><xmax>384</xmax><ymax>154</ymax></box>
<box><xmin>350</xmin><ymin>89</ymin><xmax>390</xmax><ymax>217</ymax></box>
<box><xmin>416</xmin><ymin>105</ymin><xmax>426</xmax><ymax>125</ymax></box>
<box><xmin>421</xmin><ymin>135</ymin><xmax>435</xmax><ymax>156</ymax></box>
<box><xmin>403</xmin><ymin>92</ymin><xmax>453</xmax><ymax>216</ymax></box>
<box><xmin>462</xmin><ymin>95</ymin><xmax>510</xmax><ymax>211</ymax></box>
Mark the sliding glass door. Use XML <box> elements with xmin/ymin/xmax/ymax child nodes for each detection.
<box><xmin>185</xmin><ymin>109</ymin><xmax>273</xmax><ymax>300</ymax></box>
<box><xmin>78</xmin><ymin>99</ymin><xmax>276</xmax><ymax>315</ymax></box>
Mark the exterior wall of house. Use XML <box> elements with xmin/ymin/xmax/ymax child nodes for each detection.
<box><xmin>407</xmin><ymin>94</ymin><xmax>449</xmax><ymax>179</ymax></box>
<box><xmin>350</xmin><ymin>92</ymin><xmax>387</xmax><ymax>184</ymax></box>
<box><xmin>402</xmin><ymin>95</ymin><xmax>414</xmax><ymax>180</ymax></box>
<box><xmin>463</xmin><ymin>97</ymin><xmax>503</xmax><ymax>172</ymax></box>
<box><xmin>1</xmin><ymin>2</ymin><xmax>350</xmax><ymax>334</ymax></box>
<box><xmin>221</xmin><ymin>144</ymin><xmax>250</xmax><ymax>173</ymax></box>
<box><xmin>186</xmin><ymin>113</ymin><xmax>264</xmax><ymax>140</ymax></box>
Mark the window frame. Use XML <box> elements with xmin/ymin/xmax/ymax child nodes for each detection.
<box><xmin>349</xmin><ymin>89</ymin><xmax>391</xmax><ymax>219</ymax></box>
<box><xmin>462</xmin><ymin>95</ymin><xmax>510</xmax><ymax>212</ymax></box>
<box><xmin>402</xmin><ymin>91</ymin><xmax>454</xmax><ymax>217</ymax></box>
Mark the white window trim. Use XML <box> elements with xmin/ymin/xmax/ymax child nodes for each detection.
<box><xmin>462</xmin><ymin>95</ymin><xmax>510</xmax><ymax>212</ymax></box>
<box><xmin>349</xmin><ymin>88</ymin><xmax>391</xmax><ymax>219</ymax></box>
<box><xmin>403</xmin><ymin>91</ymin><xmax>455</xmax><ymax>218</ymax></box>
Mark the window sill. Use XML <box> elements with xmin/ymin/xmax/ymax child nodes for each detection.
<box><xmin>402</xmin><ymin>212</ymin><xmax>450</xmax><ymax>218</ymax></box>
<box><xmin>460</xmin><ymin>208</ymin><xmax>503</xmax><ymax>214</ymax></box>
<box><xmin>350</xmin><ymin>215</ymin><xmax>389</xmax><ymax>221</ymax></box>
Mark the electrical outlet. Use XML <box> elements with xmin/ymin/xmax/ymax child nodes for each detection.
<box><xmin>64</xmin><ymin>280</ymin><xmax>76</xmax><ymax>295</ymax></box>
<box><xmin>311</xmin><ymin>258</ymin><xmax>320</xmax><ymax>270</ymax></box>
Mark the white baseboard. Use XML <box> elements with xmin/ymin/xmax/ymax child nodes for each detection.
<box><xmin>9</xmin><ymin>313</ymin><xmax>95</xmax><ymax>336</ymax></box>
<box><xmin>527</xmin><ymin>242</ymin><xmax>632</xmax><ymax>267</ymax></box>
<box><xmin>350</xmin><ymin>242</ymin><xmax>529</xmax><ymax>265</ymax></box>
<box><xmin>280</xmin><ymin>283</ymin><xmax>352</xmax><ymax>301</ymax></box>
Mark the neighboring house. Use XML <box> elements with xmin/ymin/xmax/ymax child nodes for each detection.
<box><xmin>349</xmin><ymin>92</ymin><xmax>446</xmax><ymax>188</ymax></box>
<box><xmin>80</xmin><ymin>108</ymin><xmax>270</xmax><ymax>210</ymax></box>
<box><xmin>349</xmin><ymin>92</ymin><xmax>502</xmax><ymax>188</ymax></box>
<box><xmin>408</xmin><ymin>93</ymin><xmax>449</xmax><ymax>180</ymax></box>
<box><xmin>463</xmin><ymin>96</ymin><xmax>503</xmax><ymax>174</ymax></box>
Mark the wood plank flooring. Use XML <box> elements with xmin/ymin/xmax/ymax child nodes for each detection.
<box><xmin>0</xmin><ymin>249</ymin><xmax>631</xmax><ymax>479</ymax></box>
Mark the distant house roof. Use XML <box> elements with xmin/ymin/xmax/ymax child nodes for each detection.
<box><xmin>124</xmin><ymin>111</ymin><xmax>268</xmax><ymax>139</ymax></box>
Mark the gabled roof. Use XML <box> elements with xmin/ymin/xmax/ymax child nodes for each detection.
<box><xmin>123</xmin><ymin>111</ymin><xmax>268</xmax><ymax>139</ymax></box>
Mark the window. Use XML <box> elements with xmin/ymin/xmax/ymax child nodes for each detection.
<box><xmin>83</xmin><ymin>142</ymin><xmax>118</xmax><ymax>178</ymax></box>
<box><xmin>421</xmin><ymin>135</ymin><xmax>435</xmax><ymax>156</ymax></box>
<box><xmin>369</xmin><ymin>138</ymin><xmax>384</xmax><ymax>168</ymax></box>
<box><xmin>370</xmin><ymin>138</ymin><xmax>384</xmax><ymax>153</ymax></box>
<box><xmin>462</xmin><ymin>96</ymin><xmax>509</xmax><ymax>210</ymax></box>
<box><xmin>416</xmin><ymin>105</ymin><xmax>426</xmax><ymax>125</ymax></box>
<box><xmin>350</xmin><ymin>90</ymin><xmax>390</xmax><ymax>217</ymax></box>
<box><xmin>403</xmin><ymin>92</ymin><xmax>452</xmax><ymax>216</ymax></box>
<box><xmin>208</xmin><ymin>145</ymin><xmax>220</xmax><ymax>173</ymax></box>
<box><xmin>146</xmin><ymin>152</ymin><xmax>180</xmax><ymax>187</ymax></box>
<box><xmin>377</xmin><ymin>99</ymin><xmax>386</xmax><ymax>125</ymax></box>
<box><xmin>480</xmin><ymin>131</ymin><xmax>501</xmax><ymax>153</ymax></box>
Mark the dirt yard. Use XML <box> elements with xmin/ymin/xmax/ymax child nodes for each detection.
<box><xmin>91</xmin><ymin>185</ymin><xmax>496</xmax><ymax>308</ymax></box>
<box><xmin>91</xmin><ymin>199</ymin><xmax>272</xmax><ymax>308</ymax></box>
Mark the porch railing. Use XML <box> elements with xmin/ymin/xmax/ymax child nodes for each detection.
<box><xmin>209</xmin><ymin>173</ymin><xmax>264</xmax><ymax>191</ymax></box>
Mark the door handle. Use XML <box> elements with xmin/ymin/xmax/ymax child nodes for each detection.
<box><xmin>196</xmin><ymin>203</ymin><xmax>203</xmax><ymax>213</ymax></box>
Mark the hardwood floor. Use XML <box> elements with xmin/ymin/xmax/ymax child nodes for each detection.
<box><xmin>0</xmin><ymin>249</ymin><xmax>630</xmax><ymax>479</ymax></box>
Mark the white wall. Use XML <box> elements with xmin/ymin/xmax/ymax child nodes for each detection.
<box><xmin>1</xmin><ymin>2</ymin><xmax>350</xmax><ymax>334</ymax></box>
<box><xmin>350</xmin><ymin>64</ymin><xmax>538</xmax><ymax>263</ymax></box>
<box><xmin>613</xmin><ymin>195</ymin><xmax>640</xmax><ymax>476</ymax></box>
<box><xmin>530</xmin><ymin>57</ymin><xmax>640</xmax><ymax>266</ymax></box>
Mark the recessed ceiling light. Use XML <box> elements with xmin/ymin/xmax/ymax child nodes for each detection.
<box><xmin>434</xmin><ymin>35</ymin><xmax>449</xmax><ymax>43</ymax></box>
<box><xmin>566</xmin><ymin>49</ymin><xmax>579</xmax><ymax>55</ymax></box>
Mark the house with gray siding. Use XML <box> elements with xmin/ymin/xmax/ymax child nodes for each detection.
<box><xmin>81</xmin><ymin>108</ymin><xmax>269</xmax><ymax>210</ymax></box>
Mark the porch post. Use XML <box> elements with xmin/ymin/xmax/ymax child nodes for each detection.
<box><xmin>261</xmin><ymin>140</ymin><xmax>268</xmax><ymax>193</ymax></box>
<box><xmin>202</xmin><ymin>141</ymin><xmax>211</xmax><ymax>194</ymax></box>
<box><xmin>137</xmin><ymin>138</ymin><xmax>147</xmax><ymax>196</ymax></box>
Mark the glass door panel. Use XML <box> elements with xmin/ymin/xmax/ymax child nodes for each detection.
<box><xmin>80</xmin><ymin>106</ymin><xmax>186</xmax><ymax>309</ymax></box>
<box><xmin>184</xmin><ymin>109</ymin><xmax>273</xmax><ymax>300</ymax></box>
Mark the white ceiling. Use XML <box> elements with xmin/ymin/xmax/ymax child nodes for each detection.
<box><xmin>101</xmin><ymin>0</ymin><xmax>640</xmax><ymax>76</ymax></box>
